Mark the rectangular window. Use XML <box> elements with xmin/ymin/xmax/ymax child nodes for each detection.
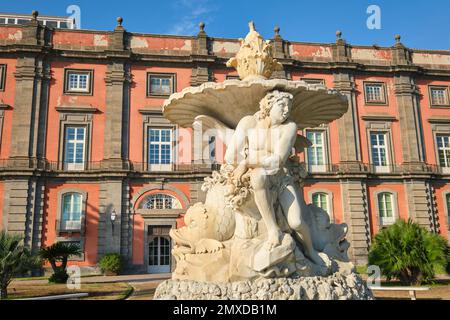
<box><xmin>61</xmin><ymin>193</ymin><xmax>82</xmax><ymax>231</ymax></box>
<box><xmin>0</xmin><ymin>18</ymin><xmax>6</xmax><ymax>24</ymax></box>
<box><xmin>64</xmin><ymin>127</ymin><xmax>86</xmax><ymax>171</ymax></box>
<box><xmin>446</xmin><ymin>194</ymin><xmax>450</xmax><ymax>220</ymax></box>
<box><xmin>370</xmin><ymin>132</ymin><xmax>390</xmax><ymax>173</ymax></box>
<box><xmin>208</xmin><ymin>136</ymin><xmax>216</xmax><ymax>162</ymax></box>
<box><xmin>378</xmin><ymin>193</ymin><xmax>395</xmax><ymax>225</ymax></box>
<box><xmin>147</xmin><ymin>73</ymin><xmax>175</xmax><ymax>97</ymax></box>
<box><xmin>429</xmin><ymin>86</ymin><xmax>449</xmax><ymax>107</ymax></box>
<box><xmin>17</xmin><ymin>19</ymin><xmax>30</xmax><ymax>25</ymax></box>
<box><xmin>0</xmin><ymin>64</ymin><xmax>6</xmax><ymax>91</ymax></box>
<box><xmin>436</xmin><ymin>134</ymin><xmax>450</xmax><ymax>173</ymax></box>
<box><xmin>364</xmin><ymin>82</ymin><xmax>387</xmax><ymax>104</ymax></box>
<box><xmin>45</xmin><ymin>20</ymin><xmax>58</xmax><ymax>28</ymax></box>
<box><xmin>64</xmin><ymin>69</ymin><xmax>93</xmax><ymax>94</ymax></box>
<box><xmin>306</xmin><ymin>131</ymin><xmax>326</xmax><ymax>172</ymax></box>
<box><xmin>148</xmin><ymin>128</ymin><xmax>173</xmax><ymax>171</ymax></box>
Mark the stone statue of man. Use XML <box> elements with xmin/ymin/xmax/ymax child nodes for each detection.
<box><xmin>224</xmin><ymin>90</ymin><xmax>326</xmax><ymax>266</ymax></box>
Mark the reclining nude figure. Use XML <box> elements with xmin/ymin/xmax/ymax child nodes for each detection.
<box><xmin>224</xmin><ymin>90</ymin><xmax>326</xmax><ymax>266</ymax></box>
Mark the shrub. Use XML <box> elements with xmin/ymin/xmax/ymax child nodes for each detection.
<box><xmin>39</xmin><ymin>242</ymin><xmax>82</xmax><ymax>284</ymax></box>
<box><xmin>99</xmin><ymin>253</ymin><xmax>123</xmax><ymax>275</ymax></box>
<box><xmin>0</xmin><ymin>231</ymin><xmax>40</xmax><ymax>299</ymax></box>
<box><xmin>368</xmin><ymin>219</ymin><xmax>447</xmax><ymax>285</ymax></box>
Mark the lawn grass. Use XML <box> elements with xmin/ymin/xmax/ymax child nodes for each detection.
<box><xmin>7</xmin><ymin>281</ymin><xmax>131</xmax><ymax>300</ymax></box>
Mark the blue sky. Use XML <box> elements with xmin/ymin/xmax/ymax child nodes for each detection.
<box><xmin>1</xmin><ymin>0</ymin><xmax>449</xmax><ymax>50</ymax></box>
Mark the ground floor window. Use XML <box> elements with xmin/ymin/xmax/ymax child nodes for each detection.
<box><xmin>148</xmin><ymin>236</ymin><xmax>171</xmax><ymax>273</ymax></box>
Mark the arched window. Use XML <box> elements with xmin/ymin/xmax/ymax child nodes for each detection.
<box><xmin>61</xmin><ymin>193</ymin><xmax>82</xmax><ymax>230</ymax></box>
<box><xmin>312</xmin><ymin>192</ymin><xmax>329</xmax><ymax>213</ymax></box>
<box><xmin>377</xmin><ymin>192</ymin><xmax>395</xmax><ymax>225</ymax></box>
<box><xmin>139</xmin><ymin>194</ymin><xmax>182</xmax><ymax>210</ymax></box>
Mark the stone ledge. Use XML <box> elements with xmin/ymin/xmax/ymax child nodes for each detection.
<box><xmin>154</xmin><ymin>272</ymin><xmax>373</xmax><ymax>300</ymax></box>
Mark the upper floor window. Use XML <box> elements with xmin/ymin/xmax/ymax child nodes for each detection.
<box><xmin>436</xmin><ymin>134</ymin><xmax>450</xmax><ymax>171</ymax></box>
<box><xmin>61</xmin><ymin>193</ymin><xmax>82</xmax><ymax>231</ymax></box>
<box><xmin>148</xmin><ymin>128</ymin><xmax>172</xmax><ymax>171</ymax></box>
<box><xmin>306</xmin><ymin>130</ymin><xmax>326</xmax><ymax>172</ymax></box>
<box><xmin>377</xmin><ymin>192</ymin><xmax>395</xmax><ymax>225</ymax></box>
<box><xmin>0</xmin><ymin>64</ymin><xmax>6</xmax><ymax>91</ymax></box>
<box><xmin>139</xmin><ymin>194</ymin><xmax>182</xmax><ymax>210</ymax></box>
<box><xmin>446</xmin><ymin>193</ymin><xmax>450</xmax><ymax>220</ymax></box>
<box><xmin>64</xmin><ymin>126</ymin><xmax>86</xmax><ymax>171</ymax></box>
<box><xmin>370</xmin><ymin>132</ymin><xmax>390</xmax><ymax>173</ymax></box>
<box><xmin>64</xmin><ymin>69</ymin><xmax>93</xmax><ymax>95</ymax></box>
<box><xmin>429</xmin><ymin>86</ymin><xmax>449</xmax><ymax>107</ymax></box>
<box><xmin>147</xmin><ymin>73</ymin><xmax>175</xmax><ymax>97</ymax></box>
<box><xmin>301</xmin><ymin>78</ymin><xmax>325</xmax><ymax>85</ymax></box>
<box><xmin>312</xmin><ymin>192</ymin><xmax>328</xmax><ymax>210</ymax></box>
<box><xmin>364</xmin><ymin>82</ymin><xmax>387</xmax><ymax>105</ymax></box>
<box><xmin>226</xmin><ymin>75</ymin><xmax>240</xmax><ymax>80</ymax></box>
<box><xmin>208</xmin><ymin>136</ymin><xmax>216</xmax><ymax>162</ymax></box>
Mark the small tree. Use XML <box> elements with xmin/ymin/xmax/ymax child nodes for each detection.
<box><xmin>0</xmin><ymin>231</ymin><xmax>39</xmax><ymax>299</ymax></box>
<box><xmin>368</xmin><ymin>219</ymin><xmax>447</xmax><ymax>285</ymax></box>
<box><xmin>39</xmin><ymin>242</ymin><xmax>82</xmax><ymax>283</ymax></box>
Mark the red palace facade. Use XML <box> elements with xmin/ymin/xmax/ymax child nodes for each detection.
<box><xmin>0</xmin><ymin>13</ymin><xmax>449</xmax><ymax>274</ymax></box>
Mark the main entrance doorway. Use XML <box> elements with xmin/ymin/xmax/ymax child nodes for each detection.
<box><xmin>147</xmin><ymin>225</ymin><xmax>172</xmax><ymax>273</ymax></box>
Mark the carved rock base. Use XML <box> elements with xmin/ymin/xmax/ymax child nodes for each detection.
<box><xmin>154</xmin><ymin>272</ymin><xmax>374</xmax><ymax>300</ymax></box>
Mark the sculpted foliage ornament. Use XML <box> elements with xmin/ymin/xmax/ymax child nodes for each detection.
<box><xmin>226</xmin><ymin>21</ymin><xmax>283</xmax><ymax>80</ymax></box>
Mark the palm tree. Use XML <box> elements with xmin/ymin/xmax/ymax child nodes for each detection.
<box><xmin>0</xmin><ymin>231</ymin><xmax>39</xmax><ymax>299</ymax></box>
<box><xmin>368</xmin><ymin>219</ymin><xmax>448</xmax><ymax>285</ymax></box>
<box><xmin>39</xmin><ymin>242</ymin><xmax>82</xmax><ymax>283</ymax></box>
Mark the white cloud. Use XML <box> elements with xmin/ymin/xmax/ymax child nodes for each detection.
<box><xmin>167</xmin><ymin>0</ymin><xmax>218</xmax><ymax>35</ymax></box>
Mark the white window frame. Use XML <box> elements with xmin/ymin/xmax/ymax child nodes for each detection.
<box><xmin>64</xmin><ymin>126</ymin><xmax>86</xmax><ymax>171</ymax></box>
<box><xmin>306</xmin><ymin>130</ymin><xmax>327</xmax><ymax>173</ymax></box>
<box><xmin>376</xmin><ymin>192</ymin><xmax>396</xmax><ymax>226</ymax></box>
<box><xmin>429</xmin><ymin>86</ymin><xmax>450</xmax><ymax>107</ymax></box>
<box><xmin>61</xmin><ymin>193</ymin><xmax>83</xmax><ymax>231</ymax></box>
<box><xmin>148</xmin><ymin>128</ymin><xmax>173</xmax><ymax>171</ymax></box>
<box><xmin>64</xmin><ymin>69</ymin><xmax>93</xmax><ymax>95</ymax></box>
<box><xmin>139</xmin><ymin>194</ymin><xmax>182</xmax><ymax>210</ymax></box>
<box><xmin>436</xmin><ymin>134</ymin><xmax>450</xmax><ymax>173</ymax></box>
<box><xmin>364</xmin><ymin>82</ymin><xmax>387</xmax><ymax>105</ymax></box>
<box><xmin>370</xmin><ymin>131</ymin><xmax>390</xmax><ymax>173</ymax></box>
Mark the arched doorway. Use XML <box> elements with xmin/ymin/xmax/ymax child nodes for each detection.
<box><xmin>148</xmin><ymin>236</ymin><xmax>171</xmax><ymax>273</ymax></box>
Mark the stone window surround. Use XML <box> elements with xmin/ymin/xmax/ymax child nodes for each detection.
<box><xmin>142</xmin><ymin>111</ymin><xmax>177</xmax><ymax>171</ymax></box>
<box><xmin>57</xmin><ymin>112</ymin><xmax>93</xmax><ymax>170</ymax></box>
<box><xmin>55</xmin><ymin>188</ymin><xmax>88</xmax><ymax>261</ymax></box>
<box><xmin>130</xmin><ymin>183</ymin><xmax>189</xmax><ymax>216</ymax></box>
<box><xmin>0</xmin><ymin>64</ymin><xmax>6</xmax><ymax>91</ymax></box>
<box><xmin>146</xmin><ymin>72</ymin><xmax>176</xmax><ymax>98</ymax></box>
<box><xmin>300</xmin><ymin>78</ymin><xmax>325</xmax><ymax>85</ymax></box>
<box><xmin>373</xmin><ymin>189</ymin><xmax>399</xmax><ymax>227</ymax></box>
<box><xmin>303</xmin><ymin>125</ymin><xmax>331</xmax><ymax>172</ymax></box>
<box><xmin>428</xmin><ymin>85</ymin><xmax>450</xmax><ymax>108</ymax></box>
<box><xmin>307</xmin><ymin>189</ymin><xmax>334</xmax><ymax>222</ymax></box>
<box><xmin>429</xmin><ymin>120</ymin><xmax>450</xmax><ymax>170</ymax></box>
<box><xmin>63</xmin><ymin>68</ymin><xmax>94</xmax><ymax>96</ymax></box>
<box><xmin>363</xmin><ymin>81</ymin><xmax>388</xmax><ymax>105</ymax></box>
<box><xmin>443</xmin><ymin>190</ymin><xmax>450</xmax><ymax>230</ymax></box>
<box><xmin>365</xmin><ymin>120</ymin><xmax>395</xmax><ymax>171</ymax></box>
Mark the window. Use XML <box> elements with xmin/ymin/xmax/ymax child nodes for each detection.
<box><xmin>59</xmin><ymin>21</ymin><xmax>69</xmax><ymax>29</ymax></box>
<box><xmin>364</xmin><ymin>82</ymin><xmax>387</xmax><ymax>104</ymax></box>
<box><xmin>17</xmin><ymin>19</ymin><xmax>30</xmax><ymax>24</ymax></box>
<box><xmin>64</xmin><ymin>69</ymin><xmax>93</xmax><ymax>94</ymax></box>
<box><xmin>429</xmin><ymin>86</ymin><xmax>449</xmax><ymax>107</ymax></box>
<box><xmin>306</xmin><ymin>131</ymin><xmax>326</xmax><ymax>172</ymax></box>
<box><xmin>312</xmin><ymin>192</ymin><xmax>328</xmax><ymax>210</ymax></box>
<box><xmin>301</xmin><ymin>78</ymin><xmax>325</xmax><ymax>85</ymax></box>
<box><xmin>147</xmin><ymin>73</ymin><xmax>175</xmax><ymax>97</ymax></box>
<box><xmin>226</xmin><ymin>75</ymin><xmax>240</xmax><ymax>80</ymax></box>
<box><xmin>0</xmin><ymin>64</ymin><xmax>6</xmax><ymax>91</ymax></box>
<box><xmin>45</xmin><ymin>20</ymin><xmax>58</xmax><ymax>28</ymax></box>
<box><xmin>436</xmin><ymin>134</ymin><xmax>450</xmax><ymax>173</ymax></box>
<box><xmin>148</xmin><ymin>128</ymin><xmax>173</xmax><ymax>171</ymax></box>
<box><xmin>446</xmin><ymin>194</ymin><xmax>450</xmax><ymax>221</ymax></box>
<box><xmin>64</xmin><ymin>127</ymin><xmax>86</xmax><ymax>170</ymax></box>
<box><xmin>0</xmin><ymin>18</ymin><xmax>6</xmax><ymax>24</ymax></box>
<box><xmin>208</xmin><ymin>136</ymin><xmax>216</xmax><ymax>162</ymax></box>
<box><xmin>61</xmin><ymin>193</ymin><xmax>82</xmax><ymax>231</ymax></box>
<box><xmin>140</xmin><ymin>194</ymin><xmax>182</xmax><ymax>210</ymax></box>
<box><xmin>377</xmin><ymin>192</ymin><xmax>395</xmax><ymax>225</ymax></box>
<box><xmin>370</xmin><ymin>132</ymin><xmax>390</xmax><ymax>173</ymax></box>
